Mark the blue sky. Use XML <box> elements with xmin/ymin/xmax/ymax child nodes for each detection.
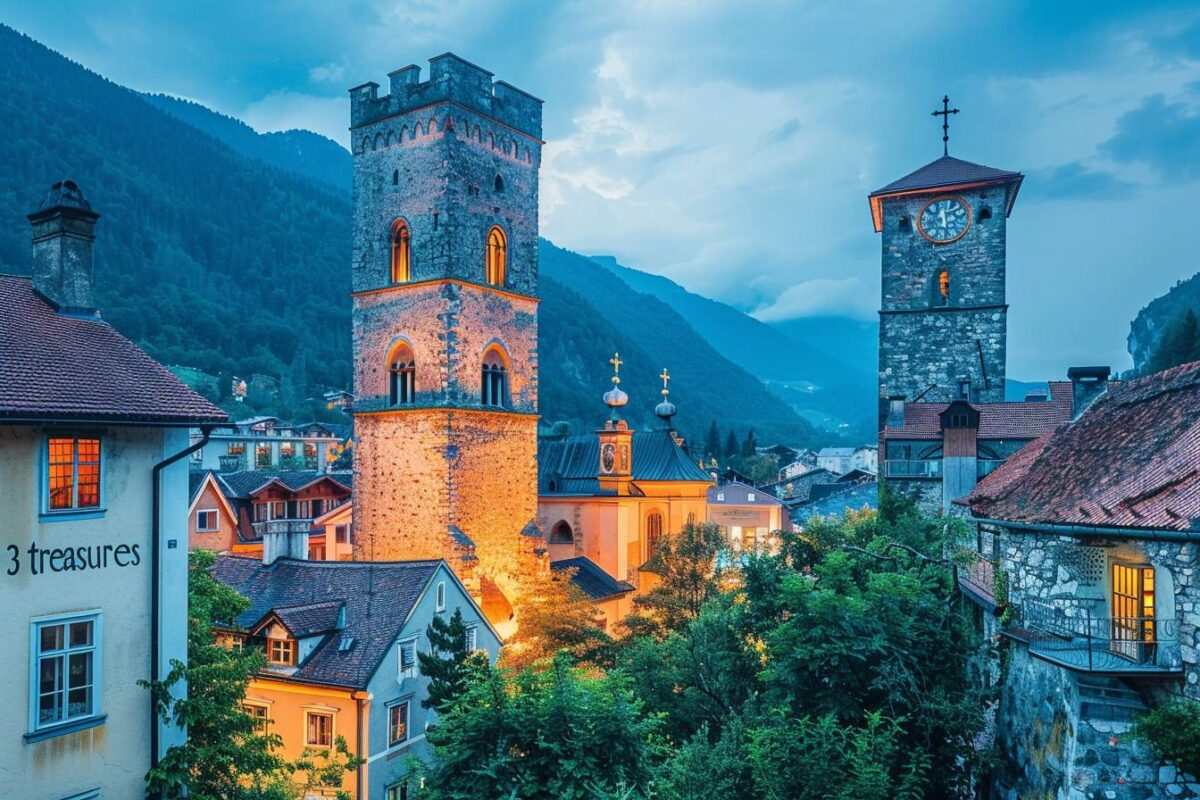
<box><xmin>3</xmin><ymin>0</ymin><xmax>1200</xmax><ymax>379</ymax></box>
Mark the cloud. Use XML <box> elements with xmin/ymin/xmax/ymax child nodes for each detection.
<box><xmin>1101</xmin><ymin>92</ymin><xmax>1200</xmax><ymax>181</ymax></box>
<box><xmin>308</xmin><ymin>62</ymin><xmax>347</xmax><ymax>84</ymax></box>
<box><xmin>751</xmin><ymin>278</ymin><xmax>876</xmax><ymax>322</ymax></box>
<box><xmin>241</xmin><ymin>91</ymin><xmax>347</xmax><ymax>146</ymax></box>
<box><xmin>1023</xmin><ymin>160</ymin><xmax>1137</xmax><ymax>201</ymax></box>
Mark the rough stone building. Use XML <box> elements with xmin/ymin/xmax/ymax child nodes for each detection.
<box><xmin>347</xmin><ymin>54</ymin><xmax>544</xmax><ymax>632</ymax></box>
<box><xmin>870</xmin><ymin>153</ymin><xmax>1024</xmax><ymax>418</ymax></box>
<box><xmin>959</xmin><ymin>361</ymin><xmax>1200</xmax><ymax>799</ymax></box>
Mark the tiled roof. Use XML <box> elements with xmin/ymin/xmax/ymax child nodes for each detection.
<box><xmin>818</xmin><ymin>447</ymin><xmax>856</xmax><ymax>457</ymax></box>
<box><xmin>266</xmin><ymin>601</ymin><xmax>345</xmax><ymax>639</ymax></box>
<box><xmin>870</xmin><ymin>155</ymin><xmax>1023</xmax><ymax>198</ymax></box>
<box><xmin>213</xmin><ymin>556</ymin><xmax>443</xmax><ymax>689</ymax></box>
<box><xmin>551</xmin><ymin>557</ymin><xmax>634</xmax><ymax>601</ymax></box>
<box><xmin>791</xmin><ymin>481</ymin><xmax>880</xmax><ymax>526</ymax></box>
<box><xmin>0</xmin><ymin>274</ymin><xmax>227</xmax><ymax>424</ymax></box>
<box><xmin>216</xmin><ymin>470</ymin><xmax>353</xmax><ymax>498</ymax></box>
<box><xmin>758</xmin><ymin>468</ymin><xmax>839</xmax><ymax>505</ymax></box>
<box><xmin>963</xmin><ymin>361</ymin><xmax>1200</xmax><ymax>533</ymax></box>
<box><xmin>882</xmin><ymin>382</ymin><xmax>1074</xmax><ymax>441</ymax></box>
<box><xmin>538</xmin><ymin>429</ymin><xmax>712</xmax><ymax>495</ymax></box>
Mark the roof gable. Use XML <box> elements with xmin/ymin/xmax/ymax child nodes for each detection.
<box><xmin>539</xmin><ymin>429</ymin><xmax>712</xmax><ymax>495</ymax></box>
<box><xmin>868</xmin><ymin>155</ymin><xmax>1023</xmax><ymax>232</ymax></box>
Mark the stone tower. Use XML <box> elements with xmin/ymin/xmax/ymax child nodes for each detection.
<box><xmin>348</xmin><ymin>54</ymin><xmax>543</xmax><ymax>629</ymax></box>
<box><xmin>870</xmin><ymin>153</ymin><xmax>1023</xmax><ymax>424</ymax></box>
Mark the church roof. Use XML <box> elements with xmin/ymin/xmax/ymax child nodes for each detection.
<box><xmin>551</xmin><ymin>557</ymin><xmax>635</xmax><ymax>601</ymax></box>
<box><xmin>868</xmin><ymin>155</ymin><xmax>1024</xmax><ymax>232</ymax></box>
<box><xmin>538</xmin><ymin>429</ymin><xmax>712</xmax><ymax>496</ymax></box>
<box><xmin>961</xmin><ymin>361</ymin><xmax>1200</xmax><ymax>534</ymax></box>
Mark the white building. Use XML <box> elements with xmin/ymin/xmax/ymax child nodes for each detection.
<box><xmin>0</xmin><ymin>182</ymin><xmax>227</xmax><ymax>799</ymax></box>
<box><xmin>816</xmin><ymin>445</ymin><xmax>878</xmax><ymax>476</ymax></box>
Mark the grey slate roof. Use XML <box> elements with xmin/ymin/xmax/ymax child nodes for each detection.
<box><xmin>791</xmin><ymin>481</ymin><xmax>880</xmax><ymax>527</ymax></box>
<box><xmin>758</xmin><ymin>468</ymin><xmax>839</xmax><ymax>506</ymax></box>
<box><xmin>870</xmin><ymin>155</ymin><xmax>1023</xmax><ymax>198</ymax></box>
<box><xmin>267</xmin><ymin>601</ymin><xmax>344</xmax><ymax>638</ymax></box>
<box><xmin>212</xmin><ymin>556</ymin><xmax>442</xmax><ymax>689</ymax></box>
<box><xmin>551</xmin><ymin>557</ymin><xmax>635</xmax><ymax>601</ymax></box>
<box><xmin>539</xmin><ymin>429</ymin><xmax>712</xmax><ymax>495</ymax></box>
<box><xmin>216</xmin><ymin>470</ymin><xmax>353</xmax><ymax>498</ymax></box>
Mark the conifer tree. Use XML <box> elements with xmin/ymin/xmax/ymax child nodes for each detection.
<box><xmin>705</xmin><ymin>420</ymin><xmax>721</xmax><ymax>460</ymax></box>
<box><xmin>741</xmin><ymin>428</ymin><xmax>758</xmax><ymax>457</ymax></box>
<box><xmin>417</xmin><ymin>609</ymin><xmax>487</xmax><ymax>712</ymax></box>
<box><xmin>724</xmin><ymin>430</ymin><xmax>740</xmax><ymax>458</ymax></box>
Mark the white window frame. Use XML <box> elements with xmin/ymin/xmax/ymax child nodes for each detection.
<box><xmin>716</xmin><ymin>492</ymin><xmax>724</xmax><ymax>502</ymax></box>
<box><xmin>387</xmin><ymin>698</ymin><xmax>411</xmax><ymax>748</ymax></box>
<box><xmin>465</xmin><ymin>625</ymin><xmax>478</xmax><ymax>653</ymax></box>
<box><xmin>29</xmin><ymin>610</ymin><xmax>103</xmax><ymax>737</ymax></box>
<box><xmin>304</xmin><ymin>709</ymin><xmax>335</xmax><ymax>747</ymax></box>
<box><xmin>747</xmin><ymin>492</ymin><xmax>756</xmax><ymax>502</ymax></box>
<box><xmin>435</xmin><ymin>581</ymin><xmax>446</xmax><ymax>612</ymax></box>
<box><xmin>196</xmin><ymin>509</ymin><xmax>219</xmax><ymax>532</ymax></box>
<box><xmin>397</xmin><ymin>637</ymin><xmax>418</xmax><ymax>680</ymax></box>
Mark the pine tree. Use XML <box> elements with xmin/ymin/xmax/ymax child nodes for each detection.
<box><xmin>724</xmin><ymin>430</ymin><xmax>740</xmax><ymax>458</ymax></box>
<box><xmin>705</xmin><ymin>420</ymin><xmax>721</xmax><ymax>459</ymax></box>
<box><xmin>417</xmin><ymin>609</ymin><xmax>487</xmax><ymax>712</ymax></box>
<box><xmin>741</xmin><ymin>428</ymin><xmax>758</xmax><ymax>457</ymax></box>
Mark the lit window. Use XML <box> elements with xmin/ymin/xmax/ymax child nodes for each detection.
<box><xmin>481</xmin><ymin>348</ymin><xmax>509</xmax><ymax>408</ymax></box>
<box><xmin>398</xmin><ymin>639</ymin><xmax>418</xmax><ymax>680</ymax></box>
<box><xmin>306</xmin><ymin>711</ymin><xmax>333</xmax><ymax>747</ymax></box>
<box><xmin>268</xmin><ymin>638</ymin><xmax>296</xmax><ymax>665</ymax></box>
<box><xmin>389</xmin><ymin>701</ymin><xmax>410</xmax><ymax>746</ymax></box>
<box><xmin>435</xmin><ymin>581</ymin><xmax>447</xmax><ymax>612</ymax></box>
<box><xmin>31</xmin><ymin>613</ymin><xmax>100</xmax><ymax>733</ymax></box>
<box><xmin>46</xmin><ymin>437</ymin><xmax>101</xmax><ymax>512</ymax></box>
<box><xmin>485</xmin><ymin>226</ymin><xmax>507</xmax><ymax>286</ymax></box>
<box><xmin>256</xmin><ymin>442</ymin><xmax>272</xmax><ymax>468</ymax></box>
<box><xmin>716</xmin><ymin>493</ymin><xmax>724</xmax><ymax>502</ymax></box>
<box><xmin>389</xmin><ymin>342</ymin><xmax>416</xmax><ymax>406</ymax></box>
<box><xmin>938</xmin><ymin>269</ymin><xmax>950</xmax><ymax>304</ymax></box>
<box><xmin>646</xmin><ymin>512</ymin><xmax>664</xmax><ymax>559</ymax></box>
<box><xmin>196</xmin><ymin>510</ymin><xmax>218</xmax><ymax>532</ymax></box>
<box><xmin>391</xmin><ymin>220</ymin><xmax>411</xmax><ymax>283</ymax></box>
<box><xmin>244</xmin><ymin>703</ymin><xmax>269</xmax><ymax>733</ymax></box>
<box><xmin>748</xmin><ymin>493</ymin><xmax>756</xmax><ymax>502</ymax></box>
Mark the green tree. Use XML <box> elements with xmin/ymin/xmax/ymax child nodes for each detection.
<box><xmin>415</xmin><ymin>655</ymin><xmax>662</xmax><ymax>800</ymax></box>
<box><xmin>724</xmin><ymin>431</ymin><xmax>740</xmax><ymax>458</ymax></box>
<box><xmin>1134</xmin><ymin>698</ymin><xmax>1200</xmax><ymax>776</ymax></box>
<box><xmin>417</xmin><ymin>609</ymin><xmax>489</xmax><ymax>713</ymax></box>
<box><xmin>740</xmin><ymin>428</ymin><xmax>757</xmax><ymax>457</ymax></box>
<box><xmin>623</xmin><ymin>521</ymin><xmax>728</xmax><ymax>639</ymax></box>
<box><xmin>1147</xmin><ymin>309</ymin><xmax>1200</xmax><ymax>375</ymax></box>
<box><xmin>504</xmin><ymin>566</ymin><xmax>613</xmax><ymax>671</ymax></box>
<box><xmin>144</xmin><ymin>550</ymin><xmax>360</xmax><ymax>799</ymax></box>
<box><xmin>705</xmin><ymin>420</ymin><xmax>721</xmax><ymax>459</ymax></box>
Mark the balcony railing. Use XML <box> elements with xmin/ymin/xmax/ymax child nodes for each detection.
<box><xmin>1008</xmin><ymin>599</ymin><xmax>1182</xmax><ymax>675</ymax></box>
<box><xmin>956</xmin><ymin>549</ymin><xmax>997</xmax><ymax>609</ymax></box>
<box><xmin>884</xmin><ymin>459</ymin><xmax>942</xmax><ymax>479</ymax></box>
<box><xmin>251</xmin><ymin>520</ymin><xmax>315</xmax><ymax>539</ymax></box>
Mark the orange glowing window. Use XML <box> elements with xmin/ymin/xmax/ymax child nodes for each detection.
<box><xmin>47</xmin><ymin>437</ymin><xmax>101</xmax><ymax>511</ymax></box>
<box><xmin>485</xmin><ymin>226</ymin><xmax>507</xmax><ymax>286</ymax></box>
<box><xmin>646</xmin><ymin>512</ymin><xmax>664</xmax><ymax>558</ymax></box>
<box><xmin>938</xmin><ymin>269</ymin><xmax>950</xmax><ymax>302</ymax></box>
<box><xmin>391</xmin><ymin>219</ymin><xmax>411</xmax><ymax>283</ymax></box>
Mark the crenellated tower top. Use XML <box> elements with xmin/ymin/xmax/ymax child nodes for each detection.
<box><xmin>349</xmin><ymin>53</ymin><xmax>543</xmax><ymax>139</ymax></box>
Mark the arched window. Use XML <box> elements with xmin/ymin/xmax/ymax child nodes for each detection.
<box><xmin>494</xmin><ymin>174</ymin><xmax>505</xmax><ymax>193</ymax></box>
<box><xmin>937</xmin><ymin>269</ymin><xmax>950</xmax><ymax>305</ymax></box>
<box><xmin>480</xmin><ymin>347</ymin><xmax>509</xmax><ymax>408</ymax></box>
<box><xmin>485</xmin><ymin>226</ymin><xmax>507</xmax><ymax>287</ymax></box>
<box><xmin>390</xmin><ymin>220</ymin><xmax>411</xmax><ymax>283</ymax></box>
<box><xmin>646</xmin><ymin>512</ymin><xmax>664</xmax><ymax>559</ymax></box>
<box><xmin>549</xmin><ymin>521</ymin><xmax>573</xmax><ymax>544</ymax></box>
<box><xmin>388</xmin><ymin>342</ymin><xmax>416</xmax><ymax>406</ymax></box>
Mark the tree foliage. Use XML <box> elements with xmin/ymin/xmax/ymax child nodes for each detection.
<box><xmin>417</xmin><ymin>609</ymin><xmax>491</xmax><ymax>713</ymax></box>
<box><xmin>503</xmin><ymin>566</ymin><xmax>613</xmax><ymax>671</ymax></box>
<box><xmin>1135</xmin><ymin>698</ymin><xmax>1200</xmax><ymax>777</ymax></box>
<box><xmin>1146</xmin><ymin>309</ymin><xmax>1200</xmax><ymax>375</ymax></box>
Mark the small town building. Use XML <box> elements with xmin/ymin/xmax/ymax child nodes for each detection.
<box><xmin>815</xmin><ymin>445</ymin><xmax>877</xmax><ymax>475</ymax></box>
<box><xmin>706</xmin><ymin>480</ymin><xmax>789</xmax><ymax>553</ymax></box>
<box><xmin>192</xmin><ymin>417</ymin><xmax>347</xmax><ymax>473</ymax></box>
<box><xmin>0</xmin><ymin>181</ymin><xmax>227</xmax><ymax>799</ymax></box>
<box><xmin>958</xmin><ymin>360</ymin><xmax>1200</xmax><ymax>799</ymax></box>
<box><xmin>214</xmin><ymin>549</ymin><xmax>501</xmax><ymax>799</ymax></box>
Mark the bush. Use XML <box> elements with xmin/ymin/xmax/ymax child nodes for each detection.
<box><xmin>1135</xmin><ymin>698</ymin><xmax>1200</xmax><ymax>776</ymax></box>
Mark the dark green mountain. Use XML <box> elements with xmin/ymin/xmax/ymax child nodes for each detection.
<box><xmin>1128</xmin><ymin>272</ymin><xmax>1200</xmax><ymax>374</ymax></box>
<box><xmin>0</xmin><ymin>24</ymin><xmax>818</xmax><ymax>444</ymax></box>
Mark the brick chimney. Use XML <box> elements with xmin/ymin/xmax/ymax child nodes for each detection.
<box><xmin>262</xmin><ymin>522</ymin><xmax>309</xmax><ymax>566</ymax></box>
<box><xmin>1067</xmin><ymin>366</ymin><xmax>1111</xmax><ymax>420</ymax></box>
<box><xmin>27</xmin><ymin>180</ymin><xmax>100</xmax><ymax>316</ymax></box>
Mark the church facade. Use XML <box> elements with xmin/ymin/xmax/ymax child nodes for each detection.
<box><xmin>347</xmin><ymin>54</ymin><xmax>544</xmax><ymax>630</ymax></box>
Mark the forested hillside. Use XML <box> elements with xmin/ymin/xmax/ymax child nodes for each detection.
<box><xmin>0</xmin><ymin>24</ymin><xmax>817</xmax><ymax>445</ymax></box>
<box><xmin>1128</xmin><ymin>271</ymin><xmax>1200</xmax><ymax>375</ymax></box>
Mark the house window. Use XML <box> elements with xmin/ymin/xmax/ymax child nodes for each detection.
<box><xmin>305</xmin><ymin>711</ymin><xmax>333</xmax><ymax>747</ymax></box>
<box><xmin>386</xmin><ymin>784</ymin><xmax>409</xmax><ymax>800</ymax></box>
<box><xmin>309</xmin><ymin>541</ymin><xmax>327</xmax><ymax>561</ymax></box>
<box><xmin>46</xmin><ymin>437</ymin><xmax>101</xmax><ymax>512</ymax></box>
<box><xmin>389</xmin><ymin>343</ymin><xmax>416</xmax><ymax>406</ymax></box>
<box><xmin>389</xmin><ymin>700</ymin><xmax>410</xmax><ymax>746</ymax></box>
<box><xmin>398</xmin><ymin>638</ymin><xmax>418</xmax><ymax>680</ymax></box>
<box><xmin>268</xmin><ymin>638</ymin><xmax>296</xmax><ymax>665</ymax></box>
<box><xmin>1111</xmin><ymin>563</ymin><xmax>1156</xmax><ymax>662</ymax></box>
<box><xmin>716</xmin><ymin>492</ymin><xmax>724</xmax><ymax>502</ymax></box>
<box><xmin>549</xmin><ymin>521</ymin><xmax>573</xmax><ymax>544</ymax></box>
<box><xmin>481</xmin><ymin>348</ymin><xmax>509</xmax><ymax>408</ymax></box>
<box><xmin>31</xmin><ymin>613</ymin><xmax>100</xmax><ymax>733</ymax></box>
<box><xmin>270</xmin><ymin>501</ymin><xmax>286</xmax><ymax>520</ymax></box>
<box><xmin>244</xmin><ymin>703</ymin><xmax>269</xmax><ymax>733</ymax></box>
<box><xmin>466</xmin><ymin>625</ymin><xmax>478</xmax><ymax>652</ymax></box>
<box><xmin>646</xmin><ymin>512</ymin><xmax>664</xmax><ymax>559</ymax></box>
<box><xmin>747</xmin><ymin>493</ymin><xmax>756</xmax><ymax>502</ymax></box>
<box><xmin>216</xmin><ymin>632</ymin><xmax>245</xmax><ymax>650</ymax></box>
<box><xmin>485</xmin><ymin>225</ymin><xmax>507</xmax><ymax>286</ymax></box>
<box><xmin>196</xmin><ymin>510</ymin><xmax>219</xmax><ymax>532</ymax></box>
<box><xmin>391</xmin><ymin>219</ymin><xmax>412</xmax><ymax>283</ymax></box>
<box><xmin>256</xmin><ymin>443</ymin><xmax>272</xmax><ymax>468</ymax></box>
<box><xmin>435</xmin><ymin>581</ymin><xmax>447</xmax><ymax>612</ymax></box>
<box><xmin>335</xmin><ymin>525</ymin><xmax>350</xmax><ymax>544</ymax></box>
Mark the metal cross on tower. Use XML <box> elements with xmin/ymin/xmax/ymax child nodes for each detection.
<box><xmin>609</xmin><ymin>352</ymin><xmax>623</xmax><ymax>385</ymax></box>
<box><xmin>659</xmin><ymin>368</ymin><xmax>671</xmax><ymax>397</ymax></box>
<box><xmin>932</xmin><ymin>95</ymin><xmax>959</xmax><ymax>156</ymax></box>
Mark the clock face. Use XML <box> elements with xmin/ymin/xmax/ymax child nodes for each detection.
<box><xmin>919</xmin><ymin>197</ymin><xmax>970</xmax><ymax>243</ymax></box>
<box><xmin>601</xmin><ymin>443</ymin><xmax>616</xmax><ymax>474</ymax></box>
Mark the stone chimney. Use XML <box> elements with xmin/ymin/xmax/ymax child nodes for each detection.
<box><xmin>27</xmin><ymin>180</ymin><xmax>100</xmax><ymax>316</ymax></box>
<box><xmin>1067</xmin><ymin>366</ymin><xmax>1111</xmax><ymax>420</ymax></box>
<box><xmin>886</xmin><ymin>395</ymin><xmax>906</xmax><ymax>428</ymax></box>
<box><xmin>262</xmin><ymin>522</ymin><xmax>309</xmax><ymax>566</ymax></box>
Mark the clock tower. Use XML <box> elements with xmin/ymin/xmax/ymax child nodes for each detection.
<box><xmin>870</xmin><ymin>106</ymin><xmax>1023</xmax><ymax>426</ymax></box>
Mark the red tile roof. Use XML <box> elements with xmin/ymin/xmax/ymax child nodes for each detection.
<box><xmin>0</xmin><ymin>274</ymin><xmax>227</xmax><ymax>424</ymax></box>
<box><xmin>962</xmin><ymin>362</ymin><xmax>1200</xmax><ymax>533</ymax></box>
<box><xmin>882</xmin><ymin>382</ymin><xmax>1074</xmax><ymax>441</ymax></box>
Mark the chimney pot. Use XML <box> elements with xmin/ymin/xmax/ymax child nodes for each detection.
<box><xmin>27</xmin><ymin>180</ymin><xmax>100</xmax><ymax>315</ymax></box>
<box><xmin>1067</xmin><ymin>366</ymin><xmax>1111</xmax><ymax>420</ymax></box>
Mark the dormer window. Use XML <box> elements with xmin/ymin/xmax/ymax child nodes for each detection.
<box><xmin>267</xmin><ymin>638</ymin><xmax>296</xmax><ymax>665</ymax></box>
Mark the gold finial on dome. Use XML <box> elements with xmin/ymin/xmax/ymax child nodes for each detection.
<box><xmin>603</xmin><ymin>351</ymin><xmax>628</xmax><ymax>410</ymax></box>
<box><xmin>609</xmin><ymin>352</ymin><xmax>623</xmax><ymax>384</ymax></box>
<box><xmin>659</xmin><ymin>368</ymin><xmax>670</xmax><ymax>397</ymax></box>
<box><xmin>655</xmin><ymin>366</ymin><xmax>676</xmax><ymax>424</ymax></box>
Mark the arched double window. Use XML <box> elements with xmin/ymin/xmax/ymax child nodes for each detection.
<box><xmin>388</xmin><ymin>342</ymin><xmax>416</xmax><ymax>406</ymax></box>
<box><xmin>481</xmin><ymin>347</ymin><xmax>509</xmax><ymax>408</ymax></box>
<box><xmin>485</xmin><ymin>226</ymin><xmax>507</xmax><ymax>287</ymax></box>
<box><xmin>935</xmin><ymin>268</ymin><xmax>950</xmax><ymax>306</ymax></box>
<box><xmin>549</xmin><ymin>521</ymin><xmax>574</xmax><ymax>544</ymax></box>
<box><xmin>390</xmin><ymin>220</ymin><xmax>411</xmax><ymax>283</ymax></box>
<box><xmin>646</xmin><ymin>512</ymin><xmax>664</xmax><ymax>559</ymax></box>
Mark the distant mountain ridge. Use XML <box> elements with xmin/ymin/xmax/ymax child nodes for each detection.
<box><xmin>1128</xmin><ymin>272</ymin><xmax>1200</xmax><ymax>374</ymax></box>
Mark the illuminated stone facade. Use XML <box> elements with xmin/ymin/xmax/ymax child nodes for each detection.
<box><xmin>349</xmin><ymin>54</ymin><xmax>543</xmax><ymax>628</ymax></box>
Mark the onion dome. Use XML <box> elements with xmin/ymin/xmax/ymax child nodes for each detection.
<box><xmin>604</xmin><ymin>352</ymin><xmax>629</xmax><ymax>410</ymax></box>
<box><xmin>655</xmin><ymin>367</ymin><xmax>676</xmax><ymax>425</ymax></box>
